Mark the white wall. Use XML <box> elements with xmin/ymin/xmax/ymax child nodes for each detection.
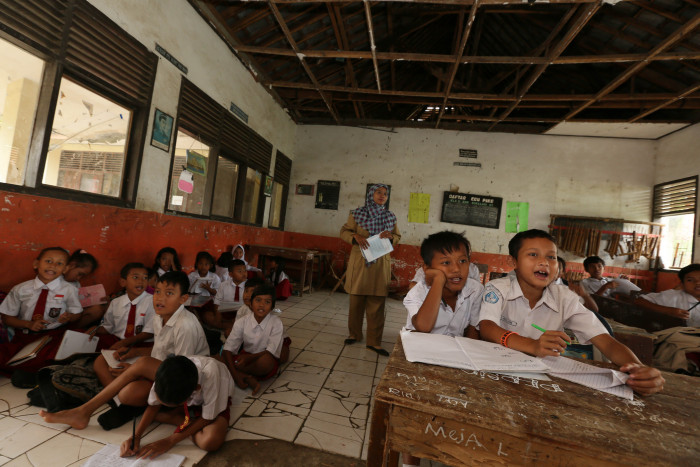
<box><xmin>88</xmin><ymin>0</ymin><xmax>297</xmax><ymax>212</ymax></box>
<box><xmin>655</xmin><ymin>123</ymin><xmax>700</xmax><ymax>263</ymax></box>
<box><xmin>289</xmin><ymin>126</ymin><xmax>656</xmax><ymax>257</ymax></box>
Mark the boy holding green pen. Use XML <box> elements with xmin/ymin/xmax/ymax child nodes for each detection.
<box><xmin>479</xmin><ymin>229</ymin><xmax>665</xmax><ymax>396</ymax></box>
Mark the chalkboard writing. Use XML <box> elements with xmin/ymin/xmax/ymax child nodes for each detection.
<box><xmin>441</xmin><ymin>192</ymin><xmax>502</xmax><ymax>229</ymax></box>
<box><xmin>315</xmin><ymin>180</ymin><xmax>340</xmax><ymax>210</ymax></box>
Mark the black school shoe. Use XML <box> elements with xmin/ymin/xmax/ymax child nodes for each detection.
<box><xmin>98</xmin><ymin>404</ymin><xmax>145</xmax><ymax>430</ymax></box>
<box><xmin>366</xmin><ymin>346</ymin><xmax>389</xmax><ymax>357</ymax></box>
<box><xmin>11</xmin><ymin>370</ymin><xmax>38</xmax><ymax>389</ymax></box>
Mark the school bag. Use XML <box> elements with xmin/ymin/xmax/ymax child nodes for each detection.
<box><xmin>27</xmin><ymin>354</ymin><xmax>103</xmax><ymax>413</ymax></box>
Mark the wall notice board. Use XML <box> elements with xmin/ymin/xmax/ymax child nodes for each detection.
<box><xmin>440</xmin><ymin>192</ymin><xmax>502</xmax><ymax>229</ymax></box>
<box><xmin>315</xmin><ymin>180</ymin><xmax>341</xmax><ymax>210</ymax></box>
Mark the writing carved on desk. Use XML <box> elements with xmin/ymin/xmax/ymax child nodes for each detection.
<box><xmin>460</xmin><ymin>369</ymin><xmax>564</xmax><ymax>393</ymax></box>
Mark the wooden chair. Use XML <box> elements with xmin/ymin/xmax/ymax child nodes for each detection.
<box><xmin>474</xmin><ymin>263</ymin><xmax>489</xmax><ymax>285</ymax></box>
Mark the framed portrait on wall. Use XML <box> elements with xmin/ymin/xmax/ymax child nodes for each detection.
<box><xmin>264</xmin><ymin>175</ymin><xmax>274</xmax><ymax>196</ymax></box>
<box><xmin>150</xmin><ymin>109</ymin><xmax>174</xmax><ymax>152</ymax></box>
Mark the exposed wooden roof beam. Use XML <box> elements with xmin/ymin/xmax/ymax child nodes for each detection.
<box><xmin>629</xmin><ymin>82</ymin><xmax>700</xmax><ymax>122</ymax></box>
<box><xmin>267</xmin><ymin>1</ymin><xmax>339</xmax><ymax>123</ymax></box>
<box><xmin>436</xmin><ymin>2</ymin><xmax>479</xmax><ymax>128</ymax></box>
<box><xmin>489</xmin><ymin>2</ymin><xmax>601</xmax><ymax>131</ymax></box>
<box><xmin>363</xmin><ymin>0</ymin><xmax>382</xmax><ymax>92</ymax></box>
<box><xmin>327</xmin><ymin>3</ymin><xmax>364</xmax><ymax>119</ymax></box>
<box><xmin>265</xmin><ymin>1</ymin><xmax>605</xmax><ymax>4</ymax></box>
<box><xmin>564</xmin><ymin>10</ymin><xmax>700</xmax><ymax>121</ymax></box>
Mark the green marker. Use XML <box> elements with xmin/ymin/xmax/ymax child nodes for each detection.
<box><xmin>531</xmin><ymin>323</ymin><xmax>570</xmax><ymax>345</ymax></box>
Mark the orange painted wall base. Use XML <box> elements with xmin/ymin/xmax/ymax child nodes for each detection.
<box><xmin>0</xmin><ymin>190</ymin><xmax>664</xmax><ymax>296</ymax></box>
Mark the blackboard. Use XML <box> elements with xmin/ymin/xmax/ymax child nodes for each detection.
<box><xmin>440</xmin><ymin>192</ymin><xmax>502</xmax><ymax>229</ymax></box>
<box><xmin>315</xmin><ymin>180</ymin><xmax>340</xmax><ymax>210</ymax></box>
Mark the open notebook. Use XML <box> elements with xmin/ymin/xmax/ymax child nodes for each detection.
<box><xmin>83</xmin><ymin>444</ymin><xmax>184</xmax><ymax>467</ymax></box>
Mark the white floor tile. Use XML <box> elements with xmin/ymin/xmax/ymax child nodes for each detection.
<box><xmin>0</xmin><ymin>418</ymin><xmax>61</xmax><ymax>458</ymax></box>
<box><xmin>293</xmin><ymin>351</ymin><xmax>338</xmax><ymax>369</ymax></box>
<box><xmin>324</xmin><ymin>371</ymin><xmax>375</xmax><ymax>397</ymax></box>
<box><xmin>340</xmin><ymin>345</ymin><xmax>378</xmax><ymax>363</ymax></box>
<box><xmin>333</xmin><ymin>357</ymin><xmax>376</xmax><ymax>377</ymax></box>
<box><xmin>295</xmin><ymin>425</ymin><xmax>362</xmax><ymax>459</ymax></box>
<box><xmin>305</xmin><ymin>339</ymin><xmax>344</xmax><ymax>356</ymax></box>
<box><xmin>25</xmin><ymin>432</ymin><xmax>102</xmax><ymax>467</ymax></box>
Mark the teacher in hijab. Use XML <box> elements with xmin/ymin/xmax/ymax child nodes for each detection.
<box><xmin>340</xmin><ymin>184</ymin><xmax>401</xmax><ymax>356</ymax></box>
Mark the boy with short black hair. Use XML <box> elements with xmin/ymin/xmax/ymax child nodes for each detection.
<box><xmin>90</xmin><ymin>263</ymin><xmax>155</xmax><ymax>386</ymax></box>
<box><xmin>40</xmin><ymin>355</ymin><xmax>233</xmax><ymax>457</ymax></box>
<box><xmin>635</xmin><ymin>264</ymin><xmax>700</xmax><ymax>325</ymax></box>
<box><xmin>223</xmin><ymin>284</ymin><xmax>284</xmax><ymax>395</ymax></box>
<box><xmin>404</xmin><ymin>231</ymin><xmax>482</xmax><ymax>339</ymax></box>
<box><xmin>479</xmin><ymin>229</ymin><xmax>664</xmax><ymax>396</ymax></box>
<box><xmin>581</xmin><ymin>255</ymin><xmax>617</xmax><ymax>297</ymax></box>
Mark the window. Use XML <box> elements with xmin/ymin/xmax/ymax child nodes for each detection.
<box><xmin>43</xmin><ymin>78</ymin><xmax>131</xmax><ymax>197</ymax></box>
<box><xmin>653</xmin><ymin>176</ymin><xmax>697</xmax><ymax>269</ymax></box>
<box><xmin>0</xmin><ymin>36</ymin><xmax>44</xmax><ymax>186</ymax></box>
<box><xmin>167</xmin><ymin>129</ymin><xmax>211</xmax><ymax>215</ymax></box>
<box><xmin>211</xmin><ymin>156</ymin><xmax>239</xmax><ymax>218</ymax></box>
<box><xmin>269</xmin><ymin>151</ymin><xmax>291</xmax><ymax>229</ymax></box>
<box><xmin>240</xmin><ymin>167</ymin><xmax>263</xmax><ymax>224</ymax></box>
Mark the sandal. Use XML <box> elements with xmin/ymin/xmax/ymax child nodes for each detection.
<box><xmin>344</xmin><ymin>338</ymin><xmax>357</xmax><ymax>345</ymax></box>
<box><xmin>366</xmin><ymin>346</ymin><xmax>389</xmax><ymax>357</ymax></box>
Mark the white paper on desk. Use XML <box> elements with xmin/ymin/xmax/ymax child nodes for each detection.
<box><xmin>83</xmin><ymin>443</ymin><xmax>184</xmax><ymax>467</ymax></box>
<box><xmin>360</xmin><ymin>234</ymin><xmax>393</xmax><ymax>263</ymax></box>
<box><xmin>542</xmin><ymin>356</ymin><xmax>633</xmax><ymax>400</ymax></box>
<box><xmin>54</xmin><ymin>330</ymin><xmax>98</xmax><ymax>360</ymax></box>
<box><xmin>454</xmin><ymin>336</ymin><xmax>549</xmax><ymax>372</ymax></box>
<box><xmin>101</xmin><ymin>349</ymin><xmax>140</xmax><ymax>369</ymax></box>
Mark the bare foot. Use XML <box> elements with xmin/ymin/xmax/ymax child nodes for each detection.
<box><xmin>40</xmin><ymin>408</ymin><xmax>89</xmax><ymax>429</ymax></box>
<box><xmin>233</xmin><ymin>373</ymin><xmax>249</xmax><ymax>390</ymax></box>
<box><xmin>246</xmin><ymin>375</ymin><xmax>261</xmax><ymax>395</ymax></box>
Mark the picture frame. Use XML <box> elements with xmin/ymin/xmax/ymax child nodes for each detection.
<box><xmin>296</xmin><ymin>184</ymin><xmax>314</xmax><ymax>196</ymax></box>
<box><xmin>264</xmin><ymin>175</ymin><xmax>274</xmax><ymax>197</ymax></box>
<box><xmin>150</xmin><ymin>108</ymin><xmax>174</xmax><ymax>152</ymax></box>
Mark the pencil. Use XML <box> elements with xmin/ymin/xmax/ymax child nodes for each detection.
<box><xmin>531</xmin><ymin>323</ymin><xmax>571</xmax><ymax>345</ymax></box>
<box><xmin>130</xmin><ymin>415</ymin><xmax>136</xmax><ymax>450</ymax></box>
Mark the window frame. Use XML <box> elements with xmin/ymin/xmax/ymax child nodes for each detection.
<box><xmin>652</xmin><ymin>175</ymin><xmax>698</xmax><ymax>270</ymax></box>
<box><xmin>268</xmin><ymin>150</ymin><xmax>291</xmax><ymax>231</ymax></box>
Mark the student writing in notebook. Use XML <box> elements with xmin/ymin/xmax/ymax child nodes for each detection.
<box><xmin>0</xmin><ymin>247</ymin><xmax>82</xmax><ymax>372</ymax></box>
<box><xmin>479</xmin><ymin>229</ymin><xmax>664</xmax><ymax>396</ymax></box>
<box><xmin>89</xmin><ymin>263</ymin><xmax>155</xmax><ymax>387</ymax></box>
<box><xmin>634</xmin><ymin>264</ymin><xmax>700</xmax><ymax>325</ymax></box>
<box><xmin>41</xmin><ymin>355</ymin><xmax>233</xmax><ymax>458</ymax></box>
<box><xmin>401</xmin><ymin>231</ymin><xmax>483</xmax><ymax>467</ymax></box>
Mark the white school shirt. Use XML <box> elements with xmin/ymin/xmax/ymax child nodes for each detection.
<box><xmin>479</xmin><ymin>275</ymin><xmax>608</xmax><ymax>344</ymax></box>
<box><xmin>404</xmin><ymin>278</ymin><xmax>483</xmax><ymax>337</ymax></box>
<box><xmin>215</xmin><ymin>265</ymin><xmax>229</xmax><ymax>283</ymax></box>
<box><xmin>640</xmin><ymin>289</ymin><xmax>700</xmax><ymax>327</ymax></box>
<box><xmin>157</xmin><ymin>268</ymin><xmax>167</xmax><ymax>277</ymax></box>
<box><xmin>0</xmin><ymin>276</ymin><xmax>82</xmax><ymax>330</ymax></box>
<box><xmin>269</xmin><ymin>270</ymin><xmax>289</xmax><ymax>285</ymax></box>
<box><xmin>214</xmin><ymin>279</ymin><xmax>245</xmax><ymax>308</ymax></box>
<box><xmin>223</xmin><ymin>312</ymin><xmax>284</xmax><ymax>358</ymax></box>
<box><xmin>151</xmin><ymin>305</ymin><xmax>209</xmax><ymax>361</ymax></box>
<box><xmin>101</xmin><ymin>291</ymin><xmax>155</xmax><ymax>339</ymax></box>
<box><xmin>188</xmin><ymin>271</ymin><xmax>221</xmax><ymax>296</ymax></box>
<box><xmin>581</xmin><ymin>277</ymin><xmax>613</xmax><ymax>297</ymax></box>
<box><xmin>147</xmin><ymin>356</ymin><xmax>233</xmax><ymax>420</ymax></box>
<box><xmin>410</xmin><ymin>264</ymin><xmax>480</xmax><ymax>284</ymax></box>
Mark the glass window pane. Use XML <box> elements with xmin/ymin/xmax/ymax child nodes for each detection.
<box><xmin>211</xmin><ymin>156</ymin><xmax>239</xmax><ymax>218</ymax></box>
<box><xmin>0</xmin><ymin>38</ymin><xmax>44</xmax><ymax>185</ymax></box>
<box><xmin>268</xmin><ymin>181</ymin><xmax>284</xmax><ymax>228</ymax></box>
<box><xmin>240</xmin><ymin>167</ymin><xmax>262</xmax><ymax>224</ymax></box>
<box><xmin>658</xmin><ymin>213</ymin><xmax>694</xmax><ymax>269</ymax></box>
<box><xmin>168</xmin><ymin>129</ymin><xmax>210</xmax><ymax>215</ymax></box>
<box><xmin>43</xmin><ymin>78</ymin><xmax>131</xmax><ymax>197</ymax></box>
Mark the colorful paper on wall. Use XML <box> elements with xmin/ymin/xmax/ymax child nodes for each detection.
<box><xmin>408</xmin><ymin>192</ymin><xmax>431</xmax><ymax>223</ymax></box>
<box><xmin>505</xmin><ymin>201</ymin><xmax>529</xmax><ymax>233</ymax></box>
<box><xmin>186</xmin><ymin>150</ymin><xmax>207</xmax><ymax>176</ymax></box>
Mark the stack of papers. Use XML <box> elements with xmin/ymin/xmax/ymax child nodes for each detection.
<box><xmin>401</xmin><ymin>330</ymin><xmax>634</xmax><ymax>399</ymax></box>
<box><xmin>360</xmin><ymin>234</ymin><xmax>394</xmax><ymax>263</ymax></box>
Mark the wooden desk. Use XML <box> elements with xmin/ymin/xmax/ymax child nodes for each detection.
<box><xmin>368</xmin><ymin>339</ymin><xmax>699</xmax><ymax>466</ymax></box>
<box><xmin>247</xmin><ymin>244</ymin><xmax>315</xmax><ymax>297</ymax></box>
<box><xmin>592</xmin><ymin>295</ymin><xmax>685</xmax><ymax>332</ymax></box>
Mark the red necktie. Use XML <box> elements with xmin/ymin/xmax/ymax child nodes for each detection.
<box><xmin>124</xmin><ymin>303</ymin><xmax>136</xmax><ymax>338</ymax></box>
<box><xmin>32</xmin><ymin>288</ymin><xmax>49</xmax><ymax>321</ymax></box>
<box><xmin>234</xmin><ymin>285</ymin><xmax>240</xmax><ymax>301</ymax></box>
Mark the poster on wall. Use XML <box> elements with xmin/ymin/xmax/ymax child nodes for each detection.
<box><xmin>440</xmin><ymin>192</ymin><xmax>502</xmax><ymax>229</ymax></box>
<box><xmin>505</xmin><ymin>201</ymin><xmax>529</xmax><ymax>233</ymax></box>
<box><xmin>408</xmin><ymin>193</ymin><xmax>431</xmax><ymax>223</ymax></box>
<box><xmin>365</xmin><ymin>183</ymin><xmax>391</xmax><ymax>210</ymax></box>
<box><xmin>264</xmin><ymin>175</ymin><xmax>274</xmax><ymax>197</ymax></box>
<box><xmin>150</xmin><ymin>109</ymin><xmax>174</xmax><ymax>152</ymax></box>
<box><xmin>315</xmin><ymin>180</ymin><xmax>341</xmax><ymax>210</ymax></box>
<box><xmin>186</xmin><ymin>150</ymin><xmax>207</xmax><ymax>176</ymax></box>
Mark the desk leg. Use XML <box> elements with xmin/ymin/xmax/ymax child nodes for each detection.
<box><xmin>307</xmin><ymin>258</ymin><xmax>314</xmax><ymax>294</ymax></box>
<box><xmin>368</xmin><ymin>399</ymin><xmax>393</xmax><ymax>467</ymax></box>
<box><xmin>299</xmin><ymin>259</ymin><xmax>307</xmax><ymax>297</ymax></box>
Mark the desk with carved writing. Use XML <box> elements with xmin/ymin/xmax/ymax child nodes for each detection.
<box><xmin>247</xmin><ymin>244</ymin><xmax>315</xmax><ymax>297</ymax></box>
<box><xmin>368</xmin><ymin>338</ymin><xmax>700</xmax><ymax>466</ymax></box>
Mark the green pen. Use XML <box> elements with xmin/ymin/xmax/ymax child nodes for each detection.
<box><xmin>531</xmin><ymin>323</ymin><xmax>570</xmax><ymax>345</ymax></box>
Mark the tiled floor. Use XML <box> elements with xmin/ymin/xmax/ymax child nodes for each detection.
<box><xmin>0</xmin><ymin>292</ymin><xmax>407</xmax><ymax>466</ymax></box>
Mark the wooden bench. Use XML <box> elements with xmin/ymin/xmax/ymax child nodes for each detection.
<box><xmin>592</xmin><ymin>294</ymin><xmax>685</xmax><ymax>333</ymax></box>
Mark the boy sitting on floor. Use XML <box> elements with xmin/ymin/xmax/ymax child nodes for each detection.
<box><xmin>635</xmin><ymin>264</ymin><xmax>699</xmax><ymax>325</ymax></box>
<box><xmin>479</xmin><ymin>229</ymin><xmax>664</xmax><ymax>396</ymax></box>
<box><xmin>41</xmin><ymin>355</ymin><xmax>233</xmax><ymax>458</ymax></box>
<box><xmin>203</xmin><ymin>259</ymin><xmax>248</xmax><ymax>332</ymax></box>
<box><xmin>222</xmin><ymin>284</ymin><xmax>284</xmax><ymax>395</ymax></box>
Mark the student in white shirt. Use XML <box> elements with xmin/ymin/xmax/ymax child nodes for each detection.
<box><xmin>0</xmin><ymin>247</ymin><xmax>82</xmax><ymax>371</ymax></box>
<box><xmin>223</xmin><ymin>284</ymin><xmax>284</xmax><ymax>395</ymax></box>
<box><xmin>479</xmin><ymin>229</ymin><xmax>664</xmax><ymax>396</ymax></box>
<box><xmin>404</xmin><ymin>231</ymin><xmax>483</xmax><ymax>338</ymax></box>
<box><xmin>635</xmin><ymin>264</ymin><xmax>700</xmax><ymax>326</ymax></box>
<box><xmin>581</xmin><ymin>256</ymin><xmax>617</xmax><ymax>297</ymax></box>
<box><xmin>152</xmin><ymin>247</ymin><xmax>182</xmax><ymax>277</ymax></box>
<box><xmin>90</xmin><ymin>263</ymin><xmax>155</xmax><ymax>387</ymax></box>
<box><xmin>203</xmin><ymin>259</ymin><xmax>248</xmax><ymax>332</ymax></box>
<box><xmin>232</xmin><ymin>243</ymin><xmax>262</xmax><ymax>278</ymax></box>
<box><xmin>266</xmin><ymin>256</ymin><xmax>292</xmax><ymax>300</ymax></box>
<box><xmin>41</xmin><ymin>355</ymin><xmax>234</xmax><ymax>456</ymax></box>
<box><xmin>214</xmin><ymin>251</ymin><xmax>233</xmax><ymax>282</ymax></box>
<box><xmin>188</xmin><ymin>251</ymin><xmax>221</xmax><ymax>296</ymax></box>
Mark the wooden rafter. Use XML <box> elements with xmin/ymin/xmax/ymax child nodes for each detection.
<box><xmin>327</xmin><ymin>3</ymin><xmax>364</xmax><ymax>119</ymax></box>
<box><xmin>363</xmin><ymin>0</ymin><xmax>382</xmax><ymax>92</ymax></box>
<box><xmin>629</xmin><ymin>82</ymin><xmax>700</xmax><ymax>122</ymax></box>
<box><xmin>267</xmin><ymin>1</ymin><xmax>340</xmax><ymax>123</ymax></box>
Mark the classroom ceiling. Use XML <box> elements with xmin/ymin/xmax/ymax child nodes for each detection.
<box><xmin>189</xmin><ymin>0</ymin><xmax>700</xmax><ymax>139</ymax></box>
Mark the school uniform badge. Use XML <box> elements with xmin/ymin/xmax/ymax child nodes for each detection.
<box><xmin>484</xmin><ymin>291</ymin><xmax>499</xmax><ymax>304</ymax></box>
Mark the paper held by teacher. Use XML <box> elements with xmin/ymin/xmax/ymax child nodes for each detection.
<box><xmin>360</xmin><ymin>233</ymin><xmax>394</xmax><ymax>263</ymax></box>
